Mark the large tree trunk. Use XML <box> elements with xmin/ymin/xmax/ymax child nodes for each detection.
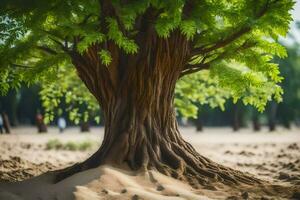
<box><xmin>53</xmin><ymin>29</ymin><xmax>260</xmax><ymax>187</ymax></box>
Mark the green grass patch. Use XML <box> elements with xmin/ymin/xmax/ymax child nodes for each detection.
<box><xmin>45</xmin><ymin>139</ymin><xmax>94</xmax><ymax>151</ymax></box>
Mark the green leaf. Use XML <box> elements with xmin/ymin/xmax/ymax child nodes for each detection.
<box><xmin>98</xmin><ymin>50</ymin><xmax>112</xmax><ymax>66</ymax></box>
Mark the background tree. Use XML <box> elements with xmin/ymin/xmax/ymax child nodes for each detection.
<box><xmin>276</xmin><ymin>42</ymin><xmax>300</xmax><ymax>128</ymax></box>
<box><xmin>0</xmin><ymin>90</ymin><xmax>18</xmax><ymax>126</ymax></box>
<box><xmin>251</xmin><ymin>108</ymin><xmax>262</xmax><ymax>131</ymax></box>
<box><xmin>0</xmin><ymin>0</ymin><xmax>294</xmax><ymax>187</ymax></box>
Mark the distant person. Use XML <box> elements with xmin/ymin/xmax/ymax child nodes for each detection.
<box><xmin>2</xmin><ymin>112</ymin><xmax>11</xmax><ymax>134</ymax></box>
<box><xmin>36</xmin><ymin>112</ymin><xmax>47</xmax><ymax>133</ymax></box>
<box><xmin>0</xmin><ymin>114</ymin><xmax>3</xmax><ymax>134</ymax></box>
<box><xmin>58</xmin><ymin>117</ymin><xmax>66</xmax><ymax>133</ymax></box>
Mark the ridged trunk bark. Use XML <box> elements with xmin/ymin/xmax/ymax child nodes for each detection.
<box><xmin>54</xmin><ymin>31</ymin><xmax>260</xmax><ymax>187</ymax></box>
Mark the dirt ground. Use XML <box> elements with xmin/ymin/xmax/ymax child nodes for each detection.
<box><xmin>0</xmin><ymin>126</ymin><xmax>299</xmax><ymax>199</ymax></box>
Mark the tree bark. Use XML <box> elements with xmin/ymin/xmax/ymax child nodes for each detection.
<box><xmin>252</xmin><ymin>115</ymin><xmax>261</xmax><ymax>132</ymax></box>
<box><xmin>195</xmin><ymin>119</ymin><xmax>203</xmax><ymax>132</ymax></box>
<box><xmin>252</xmin><ymin>112</ymin><xmax>261</xmax><ymax>132</ymax></box>
<box><xmin>232</xmin><ymin>104</ymin><xmax>241</xmax><ymax>131</ymax></box>
<box><xmin>80</xmin><ymin>121</ymin><xmax>90</xmax><ymax>132</ymax></box>
<box><xmin>53</xmin><ymin>30</ymin><xmax>260</xmax><ymax>187</ymax></box>
<box><xmin>268</xmin><ymin>102</ymin><xmax>277</xmax><ymax>132</ymax></box>
<box><xmin>195</xmin><ymin>108</ymin><xmax>203</xmax><ymax>132</ymax></box>
<box><xmin>2</xmin><ymin>113</ymin><xmax>11</xmax><ymax>134</ymax></box>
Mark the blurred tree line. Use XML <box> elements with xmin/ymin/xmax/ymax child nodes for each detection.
<box><xmin>0</xmin><ymin>85</ymin><xmax>41</xmax><ymax>126</ymax></box>
<box><xmin>193</xmin><ymin>42</ymin><xmax>300</xmax><ymax>131</ymax></box>
<box><xmin>1</xmin><ymin>43</ymin><xmax>300</xmax><ymax>131</ymax></box>
<box><xmin>0</xmin><ymin>85</ymin><xmax>102</xmax><ymax>128</ymax></box>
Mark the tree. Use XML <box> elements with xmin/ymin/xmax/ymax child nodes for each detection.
<box><xmin>251</xmin><ymin>108</ymin><xmax>262</xmax><ymax>131</ymax></box>
<box><xmin>267</xmin><ymin>101</ymin><xmax>278</xmax><ymax>131</ymax></box>
<box><xmin>0</xmin><ymin>0</ymin><xmax>294</xmax><ymax>187</ymax></box>
<box><xmin>276</xmin><ymin>42</ymin><xmax>300</xmax><ymax>128</ymax></box>
<box><xmin>0</xmin><ymin>90</ymin><xmax>18</xmax><ymax>126</ymax></box>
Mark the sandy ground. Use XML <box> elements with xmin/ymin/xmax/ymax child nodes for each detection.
<box><xmin>0</xmin><ymin>126</ymin><xmax>299</xmax><ymax>199</ymax></box>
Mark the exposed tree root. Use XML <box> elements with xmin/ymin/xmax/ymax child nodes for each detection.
<box><xmin>145</xmin><ymin>139</ymin><xmax>262</xmax><ymax>188</ymax></box>
<box><xmin>52</xmin><ymin>129</ymin><xmax>262</xmax><ymax>189</ymax></box>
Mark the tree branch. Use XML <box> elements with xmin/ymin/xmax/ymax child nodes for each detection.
<box><xmin>179</xmin><ymin>63</ymin><xmax>210</xmax><ymax>78</ymax></box>
<box><xmin>10</xmin><ymin>63</ymin><xmax>34</xmax><ymax>69</ymax></box>
<box><xmin>191</xmin><ymin>0</ymin><xmax>274</xmax><ymax>56</ymax></box>
<box><xmin>181</xmin><ymin>39</ymin><xmax>257</xmax><ymax>78</ymax></box>
<box><xmin>49</xmin><ymin>37</ymin><xmax>69</xmax><ymax>53</ymax></box>
<box><xmin>40</xmin><ymin>29</ymin><xmax>70</xmax><ymax>53</ymax></box>
<box><xmin>36</xmin><ymin>45</ymin><xmax>58</xmax><ymax>55</ymax></box>
<box><xmin>193</xmin><ymin>26</ymin><xmax>251</xmax><ymax>55</ymax></box>
<box><xmin>79</xmin><ymin>14</ymin><xmax>94</xmax><ymax>25</ymax></box>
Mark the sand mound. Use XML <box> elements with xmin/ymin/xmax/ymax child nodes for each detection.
<box><xmin>74</xmin><ymin>166</ymin><xmax>213</xmax><ymax>200</ymax></box>
<box><xmin>1</xmin><ymin>165</ymin><xmax>298</xmax><ymax>200</ymax></box>
<box><xmin>0</xmin><ymin>166</ymin><xmax>217</xmax><ymax>200</ymax></box>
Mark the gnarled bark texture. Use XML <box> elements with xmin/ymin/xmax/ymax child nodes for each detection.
<box><xmin>54</xmin><ymin>27</ymin><xmax>261</xmax><ymax>187</ymax></box>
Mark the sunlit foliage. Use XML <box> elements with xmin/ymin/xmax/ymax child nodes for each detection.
<box><xmin>0</xmin><ymin>0</ymin><xmax>294</xmax><ymax>121</ymax></box>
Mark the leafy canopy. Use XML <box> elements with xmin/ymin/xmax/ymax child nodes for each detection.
<box><xmin>0</xmin><ymin>0</ymin><xmax>294</xmax><ymax>121</ymax></box>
